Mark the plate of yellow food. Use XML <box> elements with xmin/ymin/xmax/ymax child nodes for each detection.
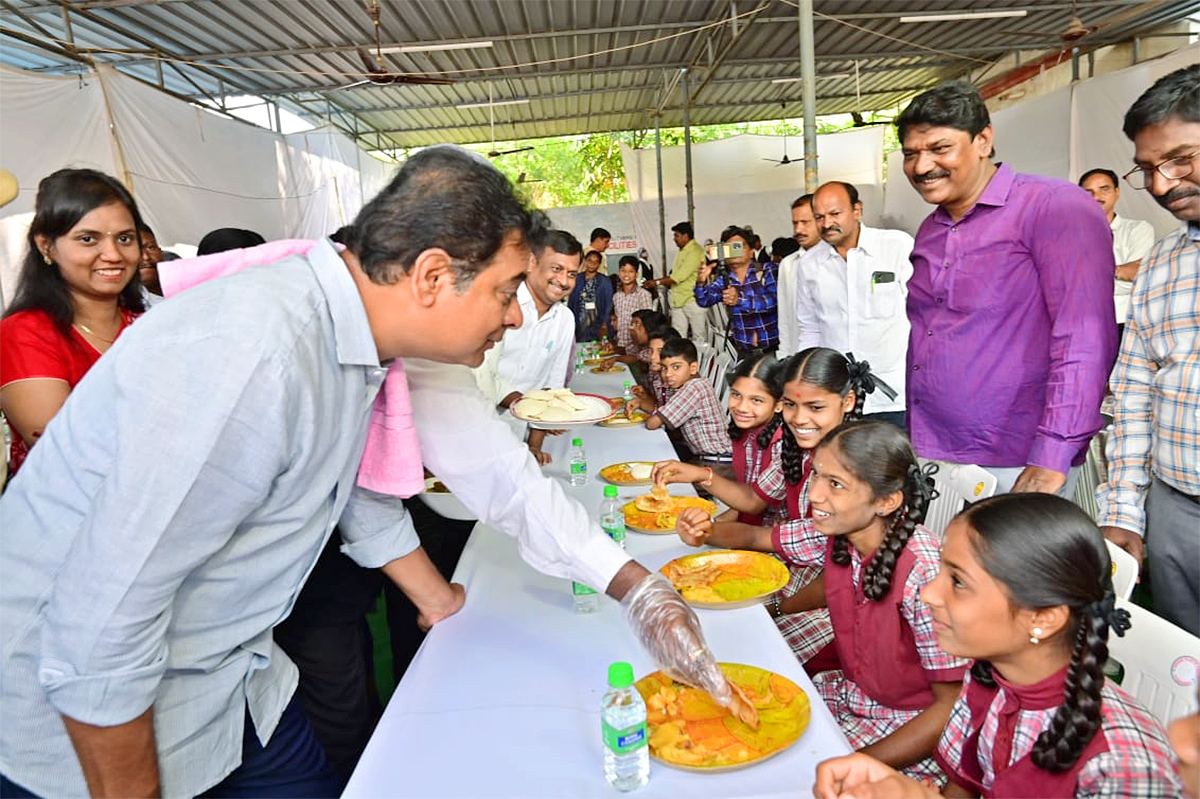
<box><xmin>582</xmin><ymin>357</ymin><xmax>611</xmax><ymax>366</ymax></box>
<box><xmin>660</xmin><ymin>550</ymin><xmax>790</xmax><ymax>609</ymax></box>
<box><xmin>590</xmin><ymin>361</ymin><xmax>626</xmax><ymax>374</ymax></box>
<box><xmin>600</xmin><ymin>408</ymin><xmax>647</xmax><ymax>427</ymax></box>
<box><xmin>622</xmin><ymin>486</ymin><xmax>717</xmax><ymax>534</ymax></box>
<box><xmin>599</xmin><ymin>461</ymin><xmax>656</xmax><ymax>486</ymax></box>
<box><xmin>636</xmin><ymin>663</ymin><xmax>811</xmax><ymax>772</ymax></box>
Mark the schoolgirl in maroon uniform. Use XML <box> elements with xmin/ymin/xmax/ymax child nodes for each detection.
<box><xmin>674</xmin><ymin>347</ymin><xmax>890</xmax><ymax>666</ymax></box>
<box><xmin>814</xmin><ymin>494</ymin><xmax>1181</xmax><ymax>799</ymax></box>
<box><xmin>778</xmin><ymin>421</ymin><xmax>968</xmax><ymax>783</ymax></box>
<box><xmin>651</xmin><ymin>352</ymin><xmax>787</xmax><ymax>526</ymax></box>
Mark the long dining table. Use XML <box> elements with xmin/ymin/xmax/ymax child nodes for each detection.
<box><xmin>343</xmin><ymin>363</ymin><xmax>851</xmax><ymax>798</ymax></box>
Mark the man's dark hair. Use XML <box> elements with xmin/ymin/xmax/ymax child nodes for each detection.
<box><xmin>1078</xmin><ymin>168</ymin><xmax>1119</xmax><ymax>188</ymax></box>
<box><xmin>896</xmin><ymin>80</ymin><xmax>991</xmax><ymax>142</ymax></box>
<box><xmin>647</xmin><ymin>324</ymin><xmax>680</xmax><ymax>343</ymax></box>
<box><xmin>772</xmin><ymin>237</ymin><xmax>800</xmax><ymax>260</ymax></box>
<box><xmin>720</xmin><ymin>225</ymin><xmax>753</xmax><ymax>245</ymax></box>
<box><xmin>139</xmin><ymin>223</ymin><xmax>157</xmax><ymax>240</ymax></box>
<box><xmin>790</xmin><ymin>194</ymin><xmax>813</xmax><ymax>210</ymax></box>
<box><xmin>618</xmin><ymin>254</ymin><xmax>640</xmax><ymax>269</ymax></box>
<box><xmin>589</xmin><ymin>227</ymin><xmax>611</xmax><ymax>242</ymax></box>
<box><xmin>1123</xmin><ymin>64</ymin><xmax>1200</xmax><ymax>141</ymax></box>
<box><xmin>533</xmin><ymin>228</ymin><xmax>582</xmax><ymax>258</ymax></box>
<box><xmin>197</xmin><ymin>228</ymin><xmax>266</xmax><ymax>256</ymax></box>
<box><xmin>633</xmin><ymin>308</ymin><xmax>667</xmax><ymax>331</ymax></box>
<box><xmin>344</xmin><ymin>145</ymin><xmax>541</xmax><ymax>288</ymax></box>
<box><xmin>819</xmin><ymin>181</ymin><xmax>861</xmax><ymax>208</ymax></box>
<box><xmin>660</xmin><ymin>336</ymin><xmax>698</xmax><ymax>364</ymax></box>
<box><xmin>671</xmin><ymin>221</ymin><xmax>694</xmax><ymax>238</ymax></box>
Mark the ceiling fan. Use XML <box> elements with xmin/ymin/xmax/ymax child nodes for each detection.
<box><xmin>482</xmin><ymin>85</ymin><xmax>535</xmax><ymax>158</ymax></box>
<box><xmin>335</xmin><ymin>1</ymin><xmax>455</xmax><ymax>90</ymax></box>
<box><xmin>763</xmin><ymin>100</ymin><xmax>800</xmax><ymax>166</ymax></box>
<box><xmin>992</xmin><ymin>0</ymin><xmax>1164</xmax><ymax>48</ymax></box>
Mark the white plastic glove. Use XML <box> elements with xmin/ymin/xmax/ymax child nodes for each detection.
<box><xmin>621</xmin><ymin>572</ymin><xmax>732</xmax><ymax>707</ymax></box>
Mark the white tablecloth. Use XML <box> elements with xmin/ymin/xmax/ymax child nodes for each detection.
<box><xmin>344</xmin><ymin>364</ymin><xmax>850</xmax><ymax>798</ymax></box>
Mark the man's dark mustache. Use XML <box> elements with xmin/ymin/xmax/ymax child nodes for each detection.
<box><xmin>822</xmin><ymin>226</ymin><xmax>842</xmax><ymax>235</ymax></box>
<box><xmin>914</xmin><ymin>171</ymin><xmax>951</xmax><ymax>183</ymax></box>
<box><xmin>1154</xmin><ymin>185</ymin><xmax>1200</xmax><ymax>207</ymax></box>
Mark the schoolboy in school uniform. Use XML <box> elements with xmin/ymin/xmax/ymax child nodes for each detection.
<box><xmin>629</xmin><ymin>337</ymin><xmax>732</xmax><ymax>466</ymax></box>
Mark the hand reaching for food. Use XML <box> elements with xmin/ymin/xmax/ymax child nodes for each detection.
<box><xmin>621</xmin><ymin>572</ymin><xmax>733</xmax><ymax>709</ymax></box>
<box><xmin>675</xmin><ymin>506</ymin><xmax>714</xmax><ymax>547</ymax></box>
<box><xmin>651</xmin><ymin>460</ymin><xmax>703</xmax><ymax>486</ymax></box>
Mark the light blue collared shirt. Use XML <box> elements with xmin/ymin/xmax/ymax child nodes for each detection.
<box><xmin>0</xmin><ymin>239</ymin><xmax>417</xmax><ymax>796</ymax></box>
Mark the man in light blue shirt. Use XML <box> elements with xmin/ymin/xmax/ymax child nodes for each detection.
<box><xmin>0</xmin><ymin>147</ymin><xmax>534</xmax><ymax>797</ymax></box>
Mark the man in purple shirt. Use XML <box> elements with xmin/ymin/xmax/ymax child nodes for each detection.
<box><xmin>896</xmin><ymin>81</ymin><xmax>1117</xmax><ymax>495</ymax></box>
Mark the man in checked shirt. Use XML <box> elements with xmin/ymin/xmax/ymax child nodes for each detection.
<box><xmin>695</xmin><ymin>225</ymin><xmax>779</xmax><ymax>358</ymax></box>
<box><xmin>1099</xmin><ymin>63</ymin><xmax>1200</xmax><ymax>636</ymax></box>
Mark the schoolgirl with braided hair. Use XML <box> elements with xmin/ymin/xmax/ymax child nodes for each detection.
<box><xmin>815</xmin><ymin>493</ymin><xmax>1180</xmax><ymax>798</ymax></box>
<box><xmin>674</xmin><ymin>348</ymin><xmax>890</xmax><ymax>668</ymax></box>
<box><xmin>651</xmin><ymin>351</ymin><xmax>787</xmax><ymax>525</ymax></box>
<box><xmin>765</xmin><ymin>420</ymin><xmax>966</xmax><ymax>783</ymax></box>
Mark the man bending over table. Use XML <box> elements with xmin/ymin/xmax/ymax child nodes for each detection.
<box><xmin>0</xmin><ymin>147</ymin><xmax>729</xmax><ymax>799</ymax></box>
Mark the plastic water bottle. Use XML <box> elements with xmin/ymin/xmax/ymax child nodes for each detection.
<box><xmin>568</xmin><ymin>437</ymin><xmax>588</xmax><ymax>486</ymax></box>
<box><xmin>573</xmin><ymin>580</ymin><xmax>599</xmax><ymax>613</ymax></box>
<box><xmin>622</xmin><ymin>381</ymin><xmax>634</xmax><ymax>402</ymax></box>
<box><xmin>600</xmin><ymin>485</ymin><xmax>626</xmax><ymax>548</ymax></box>
<box><xmin>602</xmin><ymin>662</ymin><xmax>650</xmax><ymax>791</ymax></box>
<box><xmin>575</xmin><ymin>348</ymin><xmax>583</xmax><ymax>373</ymax></box>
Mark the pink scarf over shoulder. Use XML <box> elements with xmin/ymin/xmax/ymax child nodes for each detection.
<box><xmin>158</xmin><ymin>239</ymin><xmax>425</xmax><ymax>498</ymax></box>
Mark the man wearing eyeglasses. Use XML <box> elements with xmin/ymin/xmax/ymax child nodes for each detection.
<box><xmin>1099</xmin><ymin>63</ymin><xmax>1200</xmax><ymax>636</ymax></box>
<box><xmin>896</xmin><ymin>81</ymin><xmax>1117</xmax><ymax>498</ymax></box>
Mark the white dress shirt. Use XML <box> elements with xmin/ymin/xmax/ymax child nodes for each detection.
<box><xmin>405</xmin><ymin>357</ymin><xmax>633</xmax><ymax>593</ymax></box>
<box><xmin>776</xmin><ymin>248</ymin><xmax>805</xmax><ymax>357</ymax></box>
<box><xmin>495</xmin><ymin>281</ymin><xmax>575</xmax><ymax>399</ymax></box>
<box><xmin>1110</xmin><ymin>214</ymin><xmax>1156</xmax><ymax>323</ymax></box>
<box><xmin>795</xmin><ymin>226</ymin><xmax>914</xmax><ymax>415</ymax></box>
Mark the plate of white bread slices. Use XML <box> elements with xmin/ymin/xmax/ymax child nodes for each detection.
<box><xmin>509</xmin><ymin>389</ymin><xmax>615</xmax><ymax>429</ymax></box>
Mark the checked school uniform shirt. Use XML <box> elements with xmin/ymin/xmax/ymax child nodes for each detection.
<box><xmin>656</xmin><ymin>376</ymin><xmax>732</xmax><ymax>458</ymax></box>
<box><xmin>732</xmin><ymin>426</ymin><xmax>786</xmax><ymax>526</ymax></box>
<box><xmin>936</xmin><ymin>668</ymin><xmax>1180</xmax><ymax>798</ymax></box>
<box><xmin>801</xmin><ymin>527</ymin><xmax>969</xmax><ymax>784</ymax></box>
<box><xmin>694</xmin><ymin>259</ymin><xmax>779</xmax><ymax>352</ymax></box>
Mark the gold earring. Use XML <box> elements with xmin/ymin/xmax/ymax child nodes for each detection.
<box><xmin>42</xmin><ymin>253</ymin><xmax>52</xmax><ymax>265</ymax></box>
<box><xmin>1029</xmin><ymin>627</ymin><xmax>1044</xmax><ymax>645</ymax></box>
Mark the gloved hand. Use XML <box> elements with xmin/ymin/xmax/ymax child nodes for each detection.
<box><xmin>621</xmin><ymin>572</ymin><xmax>732</xmax><ymax>707</ymax></box>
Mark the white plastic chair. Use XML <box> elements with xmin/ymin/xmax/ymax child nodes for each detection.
<box><xmin>1072</xmin><ymin>429</ymin><xmax>1109</xmax><ymax>522</ymax></box>
<box><xmin>708</xmin><ymin>349</ymin><xmax>735</xmax><ymax>412</ymax></box>
<box><xmin>920</xmin><ymin>461</ymin><xmax>998</xmax><ymax>538</ymax></box>
<box><xmin>1105</xmin><ymin>538</ymin><xmax>1140</xmax><ymax>601</ymax></box>
<box><xmin>1108</xmin><ymin>599</ymin><xmax>1200</xmax><ymax>726</ymax></box>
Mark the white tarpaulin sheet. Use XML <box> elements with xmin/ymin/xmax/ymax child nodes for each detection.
<box><xmin>622</xmin><ymin>128</ymin><xmax>885</xmax><ymax>270</ymax></box>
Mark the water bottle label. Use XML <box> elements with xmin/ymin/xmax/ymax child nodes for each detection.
<box><xmin>572</xmin><ymin>581</ymin><xmax>597</xmax><ymax>596</ymax></box>
<box><xmin>602</xmin><ymin>720</ymin><xmax>647</xmax><ymax>754</ymax></box>
<box><xmin>602</xmin><ymin>521</ymin><xmax>625</xmax><ymax>544</ymax></box>
<box><xmin>570</xmin><ymin>462</ymin><xmax>587</xmax><ymax>475</ymax></box>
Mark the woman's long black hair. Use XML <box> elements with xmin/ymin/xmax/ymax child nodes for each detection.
<box><xmin>726</xmin><ymin>352</ymin><xmax>784</xmax><ymax>448</ymax></box>
<box><xmin>819</xmin><ymin>420</ymin><xmax>936</xmax><ymax>600</ymax></box>
<box><xmin>960</xmin><ymin>493</ymin><xmax>1131</xmax><ymax>773</ymax></box>
<box><xmin>777</xmin><ymin>348</ymin><xmax>876</xmax><ymax>486</ymax></box>
<box><xmin>4</xmin><ymin>169</ymin><xmax>146</xmax><ymax>337</ymax></box>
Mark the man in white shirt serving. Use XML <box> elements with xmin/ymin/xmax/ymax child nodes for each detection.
<box><xmin>1078</xmin><ymin>167</ymin><xmax>1156</xmax><ymax>339</ymax></box>
<box><xmin>794</xmin><ymin>181</ymin><xmax>914</xmax><ymax>428</ymax></box>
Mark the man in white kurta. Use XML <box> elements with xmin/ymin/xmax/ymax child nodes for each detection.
<box><xmin>776</xmin><ymin>193</ymin><xmax>822</xmax><ymax>356</ymax></box>
<box><xmin>795</xmin><ymin>181</ymin><xmax>914</xmax><ymax>424</ymax></box>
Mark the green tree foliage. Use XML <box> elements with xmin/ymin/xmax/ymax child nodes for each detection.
<box><xmin>471</xmin><ymin>111</ymin><xmax>899</xmax><ymax>208</ymax></box>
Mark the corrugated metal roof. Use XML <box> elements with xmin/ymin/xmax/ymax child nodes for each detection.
<box><xmin>3</xmin><ymin>1</ymin><xmax>1197</xmax><ymax>151</ymax></box>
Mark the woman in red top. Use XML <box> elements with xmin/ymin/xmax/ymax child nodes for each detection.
<box><xmin>1</xmin><ymin>169</ymin><xmax>145</xmax><ymax>474</ymax></box>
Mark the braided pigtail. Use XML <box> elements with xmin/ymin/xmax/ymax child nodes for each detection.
<box><xmin>1031</xmin><ymin>595</ymin><xmax>1131</xmax><ymax>772</ymax></box>
<box><xmin>756</xmin><ymin>412</ymin><xmax>783</xmax><ymax>450</ymax></box>
<box><xmin>831</xmin><ymin>535</ymin><xmax>852</xmax><ymax>567</ymax></box>
<box><xmin>971</xmin><ymin>659</ymin><xmax>998</xmax><ymax>687</ymax></box>
<box><xmin>728</xmin><ymin>416</ymin><xmax>746</xmax><ymax>443</ymax></box>
<box><xmin>862</xmin><ymin>464</ymin><xmax>936</xmax><ymax>600</ymax></box>
<box><xmin>781</xmin><ymin>423</ymin><xmax>806</xmax><ymax>485</ymax></box>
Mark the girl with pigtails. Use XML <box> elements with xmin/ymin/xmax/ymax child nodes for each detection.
<box><xmin>674</xmin><ymin>347</ymin><xmax>889</xmax><ymax>668</ymax></box>
<box><xmin>651</xmin><ymin>352</ymin><xmax>787</xmax><ymax>526</ymax></box>
<box><xmin>814</xmin><ymin>493</ymin><xmax>1181</xmax><ymax>799</ymax></box>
